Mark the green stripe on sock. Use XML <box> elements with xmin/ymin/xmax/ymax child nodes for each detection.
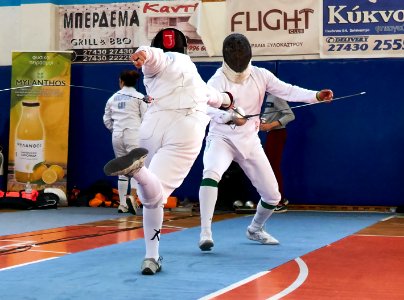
<box><xmin>260</xmin><ymin>200</ymin><xmax>276</xmax><ymax>210</ymax></box>
<box><xmin>200</xmin><ymin>178</ymin><xmax>218</xmax><ymax>187</ymax></box>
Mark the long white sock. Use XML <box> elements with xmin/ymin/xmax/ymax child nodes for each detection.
<box><xmin>143</xmin><ymin>205</ymin><xmax>164</xmax><ymax>260</ymax></box>
<box><xmin>132</xmin><ymin>167</ymin><xmax>164</xmax><ymax>260</ymax></box>
<box><xmin>199</xmin><ymin>185</ymin><xmax>219</xmax><ymax>235</ymax></box>
<box><xmin>249</xmin><ymin>200</ymin><xmax>275</xmax><ymax>232</ymax></box>
<box><xmin>117</xmin><ymin>176</ymin><xmax>128</xmax><ymax>206</ymax></box>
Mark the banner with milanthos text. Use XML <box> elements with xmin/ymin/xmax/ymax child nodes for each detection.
<box><xmin>7</xmin><ymin>51</ymin><xmax>72</xmax><ymax>194</ymax></box>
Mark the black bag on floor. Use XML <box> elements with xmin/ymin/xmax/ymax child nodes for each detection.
<box><xmin>0</xmin><ymin>190</ymin><xmax>58</xmax><ymax>210</ymax></box>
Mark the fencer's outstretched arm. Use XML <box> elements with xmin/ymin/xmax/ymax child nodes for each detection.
<box><xmin>130</xmin><ymin>47</ymin><xmax>166</xmax><ymax>77</ymax></box>
<box><xmin>130</xmin><ymin>46</ymin><xmax>234</xmax><ymax>110</ymax></box>
<box><xmin>261</xmin><ymin>69</ymin><xmax>334</xmax><ymax>103</ymax></box>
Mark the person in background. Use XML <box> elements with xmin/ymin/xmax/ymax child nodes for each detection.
<box><xmin>198</xmin><ymin>33</ymin><xmax>333</xmax><ymax>252</ymax></box>
<box><xmin>260</xmin><ymin>94</ymin><xmax>295</xmax><ymax>213</ymax></box>
<box><xmin>103</xmin><ymin>70</ymin><xmax>147</xmax><ymax>214</ymax></box>
<box><xmin>103</xmin><ymin>28</ymin><xmax>233</xmax><ymax>275</ymax></box>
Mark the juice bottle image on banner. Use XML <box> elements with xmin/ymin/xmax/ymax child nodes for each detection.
<box><xmin>14</xmin><ymin>100</ymin><xmax>45</xmax><ymax>183</ymax></box>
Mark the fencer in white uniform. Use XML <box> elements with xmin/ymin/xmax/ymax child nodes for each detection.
<box><xmin>198</xmin><ymin>33</ymin><xmax>334</xmax><ymax>251</ymax></box>
<box><xmin>103</xmin><ymin>28</ymin><xmax>233</xmax><ymax>275</ymax></box>
<box><xmin>103</xmin><ymin>70</ymin><xmax>147</xmax><ymax>213</ymax></box>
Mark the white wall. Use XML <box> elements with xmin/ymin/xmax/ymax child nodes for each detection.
<box><xmin>0</xmin><ymin>4</ymin><xmax>57</xmax><ymax>66</ymax></box>
<box><xmin>0</xmin><ymin>6</ymin><xmax>21</xmax><ymax>66</ymax></box>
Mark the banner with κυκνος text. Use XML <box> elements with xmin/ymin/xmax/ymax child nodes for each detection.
<box><xmin>321</xmin><ymin>0</ymin><xmax>404</xmax><ymax>58</ymax></box>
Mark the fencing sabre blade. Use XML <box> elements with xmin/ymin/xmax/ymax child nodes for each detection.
<box><xmin>0</xmin><ymin>84</ymin><xmax>153</xmax><ymax>104</ymax></box>
<box><xmin>241</xmin><ymin>91</ymin><xmax>367</xmax><ymax>119</ymax></box>
<box><xmin>0</xmin><ymin>85</ymin><xmax>43</xmax><ymax>92</ymax></box>
<box><xmin>69</xmin><ymin>84</ymin><xmax>153</xmax><ymax>103</ymax></box>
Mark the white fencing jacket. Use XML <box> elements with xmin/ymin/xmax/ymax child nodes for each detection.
<box><xmin>207</xmin><ymin>65</ymin><xmax>319</xmax><ymax>155</ymax></box>
<box><xmin>138</xmin><ymin>46</ymin><xmax>228</xmax><ymax>113</ymax></box>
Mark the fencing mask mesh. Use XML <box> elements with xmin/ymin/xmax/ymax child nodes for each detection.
<box><xmin>222</xmin><ymin>33</ymin><xmax>252</xmax><ymax>73</ymax></box>
<box><xmin>151</xmin><ymin>28</ymin><xmax>188</xmax><ymax>54</ymax></box>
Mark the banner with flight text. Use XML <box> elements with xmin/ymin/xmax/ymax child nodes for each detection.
<box><xmin>226</xmin><ymin>0</ymin><xmax>320</xmax><ymax>56</ymax></box>
<box><xmin>321</xmin><ymin>0</ymin><xmax>404</xmax><ymax>58</ymax></box>
<box><xmin>8</xmin><ymin>51</ymin><xmax>72</xmax><ymax>194</ymax></box>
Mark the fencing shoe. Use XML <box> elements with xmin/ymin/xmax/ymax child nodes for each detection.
<box><xmin>199</xmin><ymin>231</ymin><xmax>214</xmax><ymax>251</ymax></box>
<box><xmin>141</xmin><ymin>257</ymin><xmax>162</xmax><ymax>275</ymax></box>
<box><xmin>126</xmin><ymin>196</ymin><xmax>138</xmax><ymax>215</ymax></box>
<box><xmin>274</xmin><ymin>203</ymin><xmax>287</xmax><ymax>213</ymax></box>
<box><xmin>246</xmin><ymin>227</ymin><xmax>279</xmax><ymax>245</ymax></box>
<box><xmin>104</xmin><ymin>148</ymin><xmax>148</xmax><ymax>177</ymax></box>
<box><xmin>117</xmin><ymin>204</ymin><xmax>128</xmax><ymax>213</ymax></box>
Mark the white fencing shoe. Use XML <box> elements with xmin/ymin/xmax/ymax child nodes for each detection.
<box><xmin>141</xmin><ymin>257</ymin><xmax>162</xmax><ymax>275</ymax></box>
<box><xmin>246</xmin><ymin>227</ymin><xmax>279</xmax><ymax>245</ymax></box>
<box><xmin>199</xmin><ymin>231</ymin><xmax>214</xmax><ymax>251</ymax></box>
<box><xmin>117</xmin><ymin>204</ymin><xmax>128</xmax><ymax>213</ymax></box>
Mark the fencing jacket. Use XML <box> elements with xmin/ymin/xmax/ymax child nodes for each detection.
<box><xmin>138</xmin><ymin>46</ymin><xmax>228</xmax><ymax>113</ymax></box>
<box><xmin>207</xmin><ymin>65</ymin><xmax>319</xmax><ymax>155</ymax></box>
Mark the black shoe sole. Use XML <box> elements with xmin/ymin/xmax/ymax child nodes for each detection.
<box><xmin>104</xmin><ymin>148</ymin><xmax>148</xmax><ymax>176</ymax></box>
<box><xmin>199</xmin><ymin>240</ymin><xmax>214</xmax><ymax>251</ymax></box>
<box><xmin>141</xmin><ymin>258</ymin><xmax>162</xmax><ymax>275</ymax></box>
<box><xmin>274</xmin><ymin>207</ymin><xmax>288</xmax><ymax>213</ymax></box>
<box><xmin>141</xmin><ymin>267</ymin><xmax>161</xmax><ymax>275</ymax></box>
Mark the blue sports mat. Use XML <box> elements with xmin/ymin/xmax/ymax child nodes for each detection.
<box><xmin>0</xmin><ymin>207</ymin><xmax>123</xmax><ymax>236</ymax></box>
<box><xmin>0</xmin><ymin>212</ymin><xmax>389</xmax><ymax>300</ymax></box>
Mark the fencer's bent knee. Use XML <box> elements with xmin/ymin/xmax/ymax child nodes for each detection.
<box><xmin>141</xmin><ymin>196</ymin><xmax>164</xmax><ymax>209</ymax></box>
<box><xmin>261</xmin><ymin>196</ymin><xmax>281</xmax><ymax>207</ymax></box>
<box><xmin>202</xmin><ymin>170</ymin><xmax>221</xmax><ymax>182</ymax></box>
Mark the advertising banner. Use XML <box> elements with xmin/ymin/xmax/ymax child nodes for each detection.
<box><xmin>58</xmin><ymin>1</ymin><xmax>207</xmax><ymax>62</ymax></box>
<box><xmin>321</xmin><ymin>0</ymin><xmax>404</xmax><ymax>58</ymax></box>
<box><xmin>59</xmin><ymin>2</ymin><xmax>141</xmax><ymax>63</ymax></box>
<box><xmin>140</xmin><ymin>0</ymin><xmax>208</xmax><ymax>56</ymax></box>
<box><xmin>8</xmin><ymin>51</ymin><xmax>72</xmax><ymax>194</ymax></box>
<box><xmin>226</xmin><ymin>0</ymin><xmax>320</xmax><ymax>56</ymax></box>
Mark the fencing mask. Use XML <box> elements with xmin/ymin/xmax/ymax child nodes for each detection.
<box><xmin>222</xmin><ymin>33</ymin><xmax>252</xmax><ymax>73</ymax></box>
<box><xmin>151</xmin><ymin>28</ymin><xmax>188</xmax><ymax>54</ymax></box>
